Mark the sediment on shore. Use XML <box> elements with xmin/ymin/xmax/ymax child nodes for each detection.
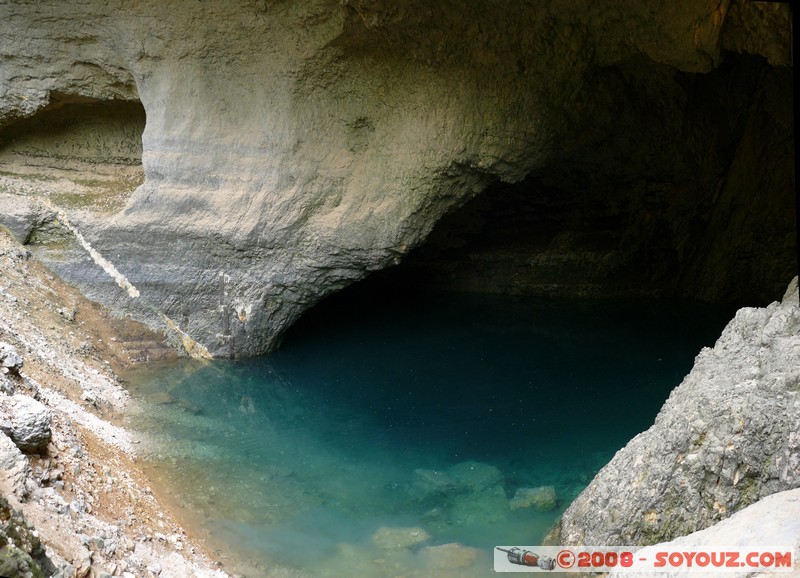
<box><xmin>0</xmin><ymin>228</ymin><xmax>230</xmax><ymax>578</ymax></box>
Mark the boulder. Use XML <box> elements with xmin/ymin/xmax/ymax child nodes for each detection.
<box><xmin>0</xmin><ymin>493</ymin><xmax>56</xmax><ymax>577</ymax></box>
<box><xmin>0</xmin><ymin>394</ymin><xmax>52</xmax><ymax>452</ymax></box>
<box><xmin>0</xmin><ymin>342</ymin><xmax>23</xmax><ymax>376</ymax></box>
<box><xmin>409</xmin><ymin>468</ymin><xmax>457</xmax><ymax>501</ymax></box>
<box><xmin>0</xmin><ymin>374</ymin><xmax>14</xmax><ymax>396</ymax></box>
<box><xmin>0</xmin><ymin>432</ymin><xmax>30</xmax><ymax>497</ymax></box>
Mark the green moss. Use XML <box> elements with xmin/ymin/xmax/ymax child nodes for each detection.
<box><xmin>691</xmin><ymin>431</ymin><xmax>707</xmax><ymax>448</ymax></box>
<box><xmin>0</xmin><ymin>495</ymin><xmax>54</xmax><ymax>577</ymax></box>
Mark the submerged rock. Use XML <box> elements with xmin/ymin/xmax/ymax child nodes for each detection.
<box><xmin>0</xmin><ymin>394</ymin><xmax>52</xmax><ymax>452</ymax></box>
<box><xmin>409</xmin><ymin>468</ymin><xmax>457</xmax><ymax>501</ymax></box>
<box><xmin>448</xmin><ymin>484</ymin><xmax>510</xmax><ymax>526</ymax></box>
<box><xmin>371</xmin><ymin>526</ymin><xmax>430</xmax><ymax>550</ymax></box>
<box><xmin>410</xmin><ymin>461</ymin><xmax>511</xmax><ymax>530</ymax></box>
<box><xmin>556</xmin><ymin>277</ymin><xmax>800</xmax><ymax>545</ymax></box>
<box><xmin>509</xmin><ymin>485</ymin><xmax>557</xmax><ymax>511</ymax></box>
<box><xmin>448</xmin><ymin>461</ymin><xmax>504</xmax><ymax>492</ymax></box>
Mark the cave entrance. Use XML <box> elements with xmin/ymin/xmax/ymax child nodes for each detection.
<box><xmin>0</xmin><ymin>93</ymin><xmax>146</xmax><ymax>215</ymax></box>
<box><xmin>307</xmin><ymin>51</ymin><xmax>795</xmax><ymax>313</ymax></box>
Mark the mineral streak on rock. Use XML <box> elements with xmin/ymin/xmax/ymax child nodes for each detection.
<box><xmin>0</xmin><ymin>0</ymin><xmax>793</xmax><ymax>356</ymax></box>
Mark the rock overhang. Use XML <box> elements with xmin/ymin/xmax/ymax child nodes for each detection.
<box><xmin>0</xmin><ymin>0</ymin><xmax>793</xmax><ymax>357</ymax></box>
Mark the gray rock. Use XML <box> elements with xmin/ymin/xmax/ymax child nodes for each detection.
<box><xmin>0</xmin><ymin>493</ymin><xmax>56</xmax><ymax>577</ymax></box>
<box><xmin>0</xmin><ymin>1</ymin><xmax>792</xmax><ymax>357</ymax></box>
<box><xmin>556</xmin><ymin>277</ymin><xmax>800</xmax><ymax>546</ymax></box>
<box><xmin>608</xmin><ymin>488</ymin><xmax>800</xmax><ymax>578</ymax></box>
<box><xmin>0</xmin><ymin>394</ymin><xmax>52</xmax><ymax>452</ymax></box>
<box><xmin>0</xmin><ymin>342</ymin><xmax>23</xmax><ymax>375</ymax></box>
<box><xmin>0</xmin><ymin>373</ymin><xmax>15</xmax><ymax>395</ymax></box>
<box><xmin>57</xmin><ymin>308</ymin><xmax>76</xmax><ymax>322</ymax></box>
<box><xmin>0</xmin><ymin>431</ymin><xmax>30</xmax><ymax>497</ymax></box>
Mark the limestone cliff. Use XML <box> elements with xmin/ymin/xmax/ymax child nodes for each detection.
<box><xmin>0</xmin><ymin>0</ymin><xmax>794</xmax><ymax>356</ymax></box>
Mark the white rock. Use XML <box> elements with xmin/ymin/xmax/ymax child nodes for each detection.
<box><xmin>0</xmin><ymin>341</ymin><xmax>23</xmax><ymax>374</ymax></box>
<box><xmin>0</xmin><ymin>431</ymin><xmax>30</xmax><ymax>497</ymax></box>
<box><xmin>608</xmin><ymin>488</ymin><xmax>800</xmax><ymax>578</ymax></box>
<box><xmin>0</xmin><ymin>394</ymin><xmax>52</xmax><ymax>451</ymax></box>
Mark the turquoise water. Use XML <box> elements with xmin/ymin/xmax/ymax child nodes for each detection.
<box><xmin>124</xmin><ymin>292</ymin><xmax>730</xmax><ymax>577</ymax></box>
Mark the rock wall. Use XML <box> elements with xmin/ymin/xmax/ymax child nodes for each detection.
<box><xmin>386</xmin><ymin>53</ymin><xmax>795</xmax><ymax>305</ymax></box>
<box><xmin>554</xmin><ymin>277</ymin><xmax>800</xmax><ymax>546</ymax></box>
<box><xmin>0</xmin><ymin>0</ymin><xmax>793</xmax><ymax>356</ymax></box>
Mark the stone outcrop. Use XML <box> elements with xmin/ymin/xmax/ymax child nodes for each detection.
<box><xmin>607</xmin><ymin>488</ymin><xmax>800</xmax><ymax>578</ymax></box>
<box><xmin>554</xmin><ymin>277</ymin><xmax>800</xmax><ymax>546</ymax></box>
<box><xmin>0</xmin><ymin>0</ymin><xmax>793</xmax><ymax>356</ymax></box>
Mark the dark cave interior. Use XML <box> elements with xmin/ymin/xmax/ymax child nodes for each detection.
<box><xmin>346</xmin><ymin>51</ymin><xmax>795</xmax><ymax>310</ymax></box>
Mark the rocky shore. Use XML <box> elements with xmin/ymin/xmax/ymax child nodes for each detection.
<box><xmin>0</xmin><ymin>229</ymin><xmax>229</xmax><ymax>577</ymax></box>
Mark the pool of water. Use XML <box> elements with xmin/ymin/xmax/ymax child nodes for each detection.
<box><xmin>123</xmin><ymin>292</ymin><xmax>730</xmax><ymax>577</ymax></box>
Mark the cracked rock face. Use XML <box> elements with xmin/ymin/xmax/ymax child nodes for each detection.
<box><xmin>554</xmin><ymin>277</ymin><xmax>800</xmax><ymax>546</ymax></box>
<box><xmin>0</xmin><ymin>0</ymin><xmax>793</xmax><ymax>356</ymax></box>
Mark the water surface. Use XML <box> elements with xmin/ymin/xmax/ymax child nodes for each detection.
<box><xmin>124</xmin><ymin>292</ymin><xmax>730</xmax><ymax>577</ymax></box>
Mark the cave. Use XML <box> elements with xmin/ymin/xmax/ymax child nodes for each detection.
<box><xmin>305</xmin><ymin>51</ymin><xmax>795</xmax><ymax>313</ymax></box>
<box><xmin>0</xmin><ymin>1</ymin><xmax>796</xmax><ymax>576</ymax></box>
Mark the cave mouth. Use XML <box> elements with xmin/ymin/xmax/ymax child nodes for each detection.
<box><xmin>0</xmin><ymin>94</ymin><xmax>146</xmax><ymax>215</ymax></box>
<box><xmin>339</xmin><ymin>50</ymin><xmax>795</xmax><ymax>311</ymax></box>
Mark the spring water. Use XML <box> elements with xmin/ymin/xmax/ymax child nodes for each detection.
<box><xmin>123</xmin><ymin>292</ymin><xmax>729</xmax><ymax>577</ymax></box>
